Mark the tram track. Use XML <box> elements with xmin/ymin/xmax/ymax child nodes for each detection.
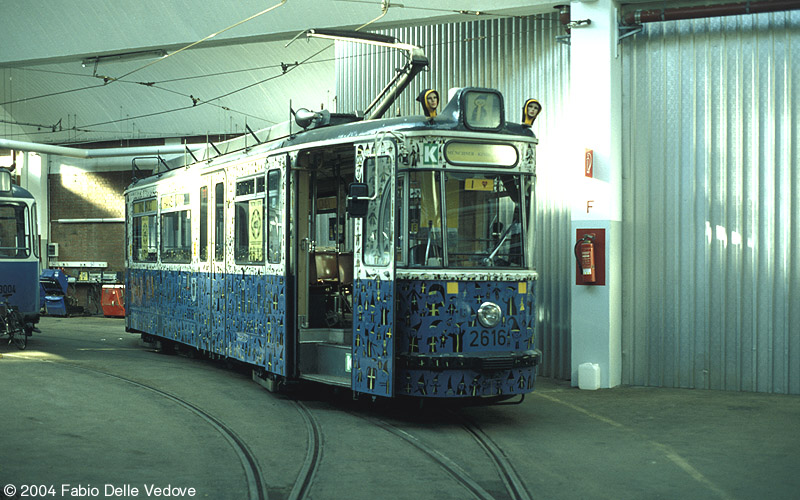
<box><xmin>366</xmin><ymin>415</ymin><xmax>497</xmax><ymax>500</ymax></box>
<box><xmin>10</xmin><ymin>330</ymin><xmax>529</xmax><ymax>500</ymax></box>
<box><xmin>284</xmin><ymin>397</ymin><xmax>523</xmax><ymax>500</ymax></box>
<box><xmin>286</xmin><ymin>400</ymin><xmax>323</xmax><ymax>500</ymax></box>
<box><xmin>356</xmin><ymin>409</ymin><xmax>531</xmax><ymax>500</ymax></box>
<box><xmin>453</xmin><ymin>412</ymin><xmax>533</xmax><ymax>500</ymax></box>
<box><xmin>11</xmin><ymin>331</ymin><xmax>326</xmax><ymax>500</ymax></box>
<box><xmin>6</xmin><ymin>339</ymin><xmax>327</xmax><ymax>500</ymax></box>
<box><xmin>3</xmin><ymin>352</ymin><xmax>269</xmax><ymax>500</ymax></box>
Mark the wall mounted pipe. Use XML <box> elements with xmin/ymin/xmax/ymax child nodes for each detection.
<box><xmin>0</xmin><ymin>138</ymin><xmax>205</xmax><ymax>159</ymax></box>
<box><xmin>55</xmin><ymin>218</ymin><xmax>124</xmax><ymax>223</ymax></box>
<box><xmin>622</xmin><ymin>0</ymin><xmax>800</xmax><ymax>25</ymax></box>
<box><xmin>48</xmin><ymin>155</ymin><xmax>164</xmax><ymax>174</ymax></box>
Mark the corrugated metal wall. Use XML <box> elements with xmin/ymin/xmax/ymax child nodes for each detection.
<box><xmin>621</xmin><ymin>11</ymin><xmax>800</xmax><ymax>394</ymax></box>
<box><xmin>334</xmin><ymin>14</ymin><xmax>574</xmax><ymax>379</ymax></box>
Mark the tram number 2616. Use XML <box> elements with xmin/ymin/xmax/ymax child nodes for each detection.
<box><xmin>469</xmin><ymin>330</ymin><xmax>508</xmax><ymax>347</ymax></box>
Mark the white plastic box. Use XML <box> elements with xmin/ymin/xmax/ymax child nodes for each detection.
<box><xmin>578</xmin><ymin>362</ymin><xmax>601</xmax><ymax>390</ymax></box>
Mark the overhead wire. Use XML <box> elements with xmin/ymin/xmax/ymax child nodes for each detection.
<box><xmin>0</xmin><ymin>75</ymin><xmax>275</xmax><ymax>131</ymax></box>
<box><xmin>80</xmin><ymin>61</ymin><xmax>308</xmax><ymax>129</ymax></box>
<box><xmin>6</xmin><ymin>3</ymin><xmax>551</xmax><ymax>137</ymax></box>
<box><xmin>7</xmin><ymin>27</ymin><xmax>545</xmax><ymax>135</ymax></box>
<box><xmin>142</xmin><ymin>0</ymin><xmax>389</xmax><ymax>124</ymax></box>
<box><xmin>7</xmin><ymin>14</ymin><xmax>555</xmax><ymax>108</ymax></box>
<box><xmin>1</xmin><ymin>0</ymin><xmax>292</xmax><ymax>135</ymax></box>
<box><xmin>44</xmin><ymin>0</ymin><xmax>389</xmax><ymax>132</ymax></box>
<box><xmin>110</xmin><ymin>0</ymin><xmax>289</xmax><ymax>82</ymax></box>
<box><xmin>0</xmin><ymin>0</ymin><xmax>292</xmax><ymax>127</ymax></box>
<box><xmin>4</xmin><ymin>0</ymin><xmax>288</xmax><ymax>100</ymax></box>
<box><xmin>333</xmin><ymin>0</ymin><xmax>517</xmax><ymax>18</ymax></box>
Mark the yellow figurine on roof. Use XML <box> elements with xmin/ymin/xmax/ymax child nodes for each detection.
<box><xmin>416</xmin><ymin>89</ymin><xmax>439</xmax><ymax>118</ymax></box>
<box><xmin>522</xmin><ymin>98</ymin><xmax>541</xmax><ymax>126</ymax></box>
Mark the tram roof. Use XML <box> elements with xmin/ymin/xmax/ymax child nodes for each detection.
<box><xmin>127</xmin><ymin>87</ymin><xmax>536</xmax><ymax>189</ymax></box>
<box><xmin>2</xmin><ymin>184</ymin><xmax>35</xmax><ymax>200</ymax></box>
<box><xmin>282</xmin><ymin>87</ymin><xmax>536</xmax><ymax>148</ymax></box>
<box><xmin>282</xmin><ymin>113</ymin><xmax>535</xmax><ymax>149</ymax></box>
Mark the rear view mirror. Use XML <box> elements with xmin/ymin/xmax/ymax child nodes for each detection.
<box><xmin>0</xmin><ymin>168</ymin><xmax>11</xmax><ymax>194</ymax></box>
<box><xmin>346</xmin><ymin>182</ymin><xmax>369</xmax><ymax>218</ymax></box>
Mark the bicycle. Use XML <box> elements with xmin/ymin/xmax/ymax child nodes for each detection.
<box><xmin>0</xmin><ymin>293</ymin><xmax>28</xmax><ymax>350</ymax></box>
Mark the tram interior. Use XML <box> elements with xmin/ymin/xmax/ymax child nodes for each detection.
<box><xmin>295</xmin><ymin>145</ymin><xmax>357</xmax><ymax>386</ymax></box>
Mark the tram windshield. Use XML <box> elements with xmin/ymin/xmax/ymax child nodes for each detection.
<box><xmin>404</xmin><ymin>171</ymin><xmax>529</xmax><ymax>268</ymax></box>
<box><xmin>0</xmin><ymin>202</ymin><xmax>31</xmax><ymax>259</ymax></box>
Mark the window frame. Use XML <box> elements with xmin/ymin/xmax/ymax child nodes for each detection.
<box><xmin>0</xmin><ymin>201</ymin><xmax>31</xmax><ymax>259</ymax></box>
<box><xmin>160</xmin><ymin>192</ymin><xmax>192</xmax><ymax>264</ymax></box>
<box><xmin>131</xmin><ymin>198</ymin><xmax>158</xmax><ymax>263</ymax></box>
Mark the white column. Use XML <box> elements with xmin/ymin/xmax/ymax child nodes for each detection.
<box><xmin>569</xmin><ymin>0</ymin><xmax>622</xmax><ymax>389</ymax></box>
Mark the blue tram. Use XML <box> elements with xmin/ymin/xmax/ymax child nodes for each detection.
<box><xmin>125</xmin><ymin>84</ymin><xmax>540</xmax><ymax>400</ymax></box>
<box><xmin>0</xmin><ymin>167</ymin><xmax>41</xmax><ymax>331</ymax></box>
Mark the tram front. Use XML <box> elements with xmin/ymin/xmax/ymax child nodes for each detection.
<box><xmin>0</xmin><ymin>168</ymin><xmax>41</xmax><ymax>326</ymax></box>
<box><xmin>352</xmin><ymin>88</ymin><xmax>541</xmax><ymax>399</ymax></box>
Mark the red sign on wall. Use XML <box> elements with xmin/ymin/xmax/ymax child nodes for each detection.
<box><xmin>585</xmin><ymin>149</ymin><xmax>594</xmax><ymax>178</ymax></box>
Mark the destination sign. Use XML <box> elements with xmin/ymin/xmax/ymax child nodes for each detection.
<box><xmin>444</xmin><ymin>142</ymin><xmax>518</xmax><ymax>167</ymax></box>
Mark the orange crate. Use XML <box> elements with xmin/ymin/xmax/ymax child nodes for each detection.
<box><xmin>101</xmin><ymin>285</ymin><xmax>126</xmax><ymax>317</ymax></box>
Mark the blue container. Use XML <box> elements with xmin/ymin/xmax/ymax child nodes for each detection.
<box><xmin>40</xmin><ymin>269</ymin><xmax>69</xmax><ymax>316</ymax></box>
<box><xmin>40</xmin><ymin>269</ymin><xmax>68</xmax><ymax>295</ymax></box>
<box><xmin>45</xmin><ymin>295</ymin><xmax>67</xmax><ymax>316</ymax></box>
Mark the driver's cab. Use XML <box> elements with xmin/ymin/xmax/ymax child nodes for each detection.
<box><xmin>397</xmin><ymin>158</ymin><xmax>529</xmax><ymax>270</ymax></box>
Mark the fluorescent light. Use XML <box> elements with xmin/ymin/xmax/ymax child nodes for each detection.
<box><xmin>307</xmin><ymin>29</ymin><xmax>418</xmax><ymax>51</ymax></box>
<box><xmin>81</xmin><ymin>49</ymin><xmax>168</xmax><ymax>67</ymax></box>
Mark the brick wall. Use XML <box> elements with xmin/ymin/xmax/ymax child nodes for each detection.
<box><xmin>49</xmin><ymin>170</ymin><xmax>133</xmax><ymax>275</ymax></box>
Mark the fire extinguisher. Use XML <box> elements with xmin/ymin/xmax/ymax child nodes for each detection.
<box><xmin>574</xmin><ymin>233</ymin><xmax>596</xmax><ymax>283</ymax></box>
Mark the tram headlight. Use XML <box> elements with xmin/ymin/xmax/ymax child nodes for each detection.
<box><xmin>477</xmin><ymin>302</ymin><xmax>502</xmax><ymax>328</ymax></box>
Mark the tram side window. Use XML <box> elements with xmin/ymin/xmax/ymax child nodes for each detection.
<box><xmin>214</xmin><ymin>182</ymin><xmax>224</xmax><ymax>261</ymax></box>
<box><xmin>395</xmin><ymin>176</ymin><xmax>405</xmax><ymax>263</ymax></box>
<box><xmin>31</xmin><ymin>202</ymin><xmax>39</xmax><ymax>258</ymax></box>
<box><xmin>200</xmin><ymin>186</ymin><xmax>208</xmax><ymax>261</ymax></box>
<box><xmin>0</xmin><ymin>203</ymin><xmax>29</xmax><ymax>259</ymax></box>
<box><xmin>234</xmin><ymin>177</ymin><xmax>265</xmax><ymax>264</ymax></box>
<box><xmin>267</xmin><ymin>170</ymin><xmax>282</xmax><ymax>264</ymax></box>
<box><xmin>132</xmin><ymin>199</ymin><xmax>158</xmax><ymax>263</ymax></box>
<box><xmin>161</xmin><ymin>193</ymin><xmax>192</xmax><ymax>264</ymax></box>
<box><xmin>406</xmin><ymin>171</ymin><xmax>443</xmax><ymax>267</ymax></box>
<box><xmin>161</xmin><ymin>210</ymin><xmax>191</xmax><ymax>263</ymax></box>
<box><xmin>362</xmin><ymin>156</ymin><xmax>393</xmax><ymax>267</ymax></box>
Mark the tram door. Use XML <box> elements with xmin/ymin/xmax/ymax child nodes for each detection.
<box><xmin>352</xmin><ymin>140</ymin><xmax>396</xmax><ymax>397</ymax></box>
<box><xmin>205</xmin><ymin>170</ymin><xmax>227</xmax><ymax>354</ymax></box>
<box><xmin>292</xmin><ymin>147</ymin><xmax>352</xmax><ymax>385</ymax></box>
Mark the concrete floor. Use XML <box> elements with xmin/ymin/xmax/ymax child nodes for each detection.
<box><xmin>1</xmin><ymin>316</ymin><xmax>798</xmax><ymax>500</ymax></box>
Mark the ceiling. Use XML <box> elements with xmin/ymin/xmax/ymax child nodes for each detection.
<box><xmin>0</xmin><ymin>0</ymin><xmax>565</xmax><ymax>146</ymax></box>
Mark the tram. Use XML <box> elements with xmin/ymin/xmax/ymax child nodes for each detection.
<box><xmin>125</xmin><ymin>32</ymin><xmax>540</xmax><ymax>400</ymax></box>
<box><xmin>0</xmin><ymin>167</ymin><xmax>41</xmax><ymax>334</ymax></box>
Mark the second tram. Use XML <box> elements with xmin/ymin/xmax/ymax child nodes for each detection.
<box><xmin>0</xmin><ymin>167</ymin><xmax>41</xmax><ymax>336</ymax></box>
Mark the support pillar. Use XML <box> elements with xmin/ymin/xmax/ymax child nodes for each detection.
<box><xmin>569</xmin><ymin>0</ymin><xmax>622</xmax><ymax>389</ymax></box>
